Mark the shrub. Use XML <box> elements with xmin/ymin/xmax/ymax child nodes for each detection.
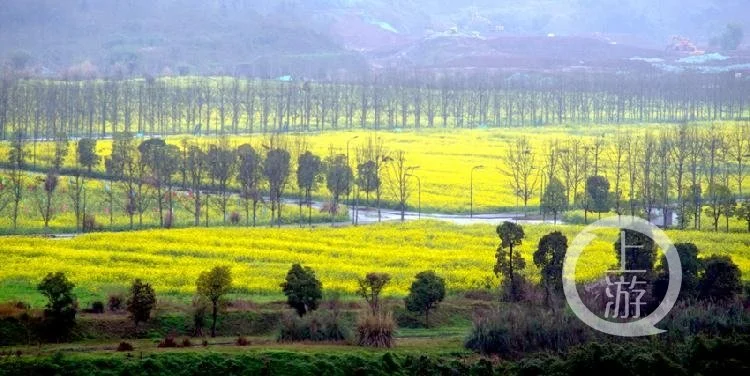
<box><xmin>116</xmin><ymin>341</ymin><xmax>134</xmax><ymax>352</ymax></box>
<box><xmin>653</xmin><ymin>243</ymin><xmax>701</xmax><ymax>303</ymax></box>
<box><xmin>37</xmin><ymin>272</ymin><xmax>77</xmax><ymax>341</ymax></box>
<box><xmin>126</xmin><ymin>279</ymin><xmax>157</xmax><ymax>327</ymax></box>
<box><xmin>404</xmin><ymin>271</ymin><xmax>445</xmax><ymax>327</ymax></box>
<box><xmin>201</xmin><ymin>339</ymin><xmax>209</xmax><ymax>347</ymax></box>
<box><xmin>236</xmin><ymin>336</ymin><xmax>250</xmax><ymax>346</ymax></box>
<box><xmin>357</xmin><ymin>272</ymin><xmax>391</xmax><ymax>314</ymax></box>
<box><xmin>356</xmin><ymin>311</ymin><xmax>395</xmax><ymax>348</ymax></box>
<box><xmin>280</xmin><ymin>264</ymin><xmax>322</xmax><ymax>316</ymax></box>
<box><xmin>465</xmin><ymin>306</ymin><xmax>592</xmax><ymax>357</ymax></box>
<box><xmin>107</xmin><ymin>294</ymin><xmax>124</xmax><ymax>312</ymax></box>
<box><xmin>157</xmin><ymin>334</ymin><xmax>179</xmax><ymax>348</ymax></box>
<box><xmin>0</xmin><ymin>302</ymin><xmax>29</xmax><ymax>318</ymax></box>
<box><xmin>230</xmin><ymin>212</ymin><xmax>241</xmax><ymax>225</ymax></box>
<box><xmin>659</xmin><ymin>301</ymin><xmax>750</xmax><ymax>343</ymax></box>
<box><xmin>181</xmin><ymin>337</ymin><xmax>193</xmax><ymax>347</ymax></box>
<box><xmin>277</xmin><ymin>310</ymin><xmax>349</xmax><ymax>342</ymax></box>
<box><xmin>463</xmin><ymin>289</ymin><xmax>496</xmax><ymax>301</ymax></box>
<box><xmin>192</xmin><ymin>297</ymin><xmax>208</xmax><ymax>337</ymax></box>
<box><xmin>91</xmin><ymin>301</ymin><xmax>105</xmax><ymax>314</ymax></box>
<box><xmin>82</xmin><ymin>214</ymin><xmax>99</xmax><ymax>232</ymax></box>
<box><xmin>698</xmin><ymin>255</ymin><xmax>743</xmax><ymax>302</ymax></box>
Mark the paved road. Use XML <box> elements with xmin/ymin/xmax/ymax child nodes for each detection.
<box><xmin>282</xmin><ymin>198</ymin><xmax>561</xmax><ymax>226</ymax></box>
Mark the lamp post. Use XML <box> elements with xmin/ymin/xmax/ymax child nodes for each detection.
<box><xmin>470</xmin><ymin>165</ymin><xmax>485</xmax><ymax>218</ymax></box>
<box><xmin>407</xmin><ymin>173</ymin><xmax>421</xmax><ymax>219</ymax></box>
<box><xmin>582</xmin><ymin>146</ymin><xmax>590</xmax><ymax>225</ymax></box>
<box><xmin>538</xmin><ymin>165</ymin><xmax>548</xmax><ymax>218</ymax></box>
<box><xmin>347</xmin><ymin>135</ymin><xmax>359</xmax><ymax>224</ymax></box>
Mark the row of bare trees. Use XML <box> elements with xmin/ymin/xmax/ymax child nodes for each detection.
<box><xmin>0</xmin><ymin>132</ymin><xmax>418</xmax><ymax>232</ymax></box>
<box><xmin>506</xmin><ymin>122</ymin><xmax>750</xmax><ymax>231</ymax></box>
<box><xmin>1</xmin><ymin>71</ymin><xmax>748</xmax><ymax>140</ymax></box>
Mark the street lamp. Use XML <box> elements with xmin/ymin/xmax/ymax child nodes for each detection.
<box><xmin>347</xmin><ymin>135</ymin><xmax>359</xmax><ymax>224</ymax></box>
<box><xmin>538</xmin><ymin>165</ymin><xmax>548</xmax><ymax>218</ymax></box>
<box><xmin>470</xmin><ymin>165</ymin><xmax>485</xmax><ymax>218</ymax></box>
<box><xmin>407</xmin><ymin>173</ymin><xmax>421</xmax><ymax>220</ymax></box>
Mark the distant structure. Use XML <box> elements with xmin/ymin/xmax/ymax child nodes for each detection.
<box><xmin>666</xmin><ymin>36</ymin><xmax>704</xmax><ymax>55</ymax></box>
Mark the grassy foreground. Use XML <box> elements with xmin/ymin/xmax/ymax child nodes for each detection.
<box><xmin>1</xmin><ymin>220</ymin><xmax>749</xmax><ymax>306</ymax></box>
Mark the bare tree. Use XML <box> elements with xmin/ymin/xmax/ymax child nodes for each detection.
<box><xmin>34</xmin><ymin>170</ymin><xmax>58</xmax><ymax>232</ymax></box>
<box><xmin>386</xmin><ymin>150</ymin><xmax>414</xmax><ymax>221</ymax></box>
<box><xmin>703</xmin><ymin>127</ymin><xmax>725</xmax><ymax>230</ymax></box>
<box><xmin>671</xmin><ymin>125</ymin><xmax>690</xmax><ymax>228</ymax></box>
<box><xmin>639</xmin><ymin>132</ymin><xmax>658</xmax><ymax>222</ymax></box>
<box><xmin>185</xmin><ymin>143</ymin><xmax>206</xmax><ymax>227</ymax></box>
<box><xmin>655</xmin><ymin>130</ymin><xmax>673</xmax><ymax>227</ymax></box>
<box><xmin>7</xmin><ymin>131</ymin><xmax>25</xmax><ymax>231</ymax></box>
<box><xmin>263</xmin><ymin>143</ymin><xmax>291</xmax><ymax>227</ymax></box>
<box><xmin>359</xmin><ymin>136</ymin><xmax>387</xmax><ymax>221</ymax></box>
<box><xmin>559</xmin><ymin>139</ymin><xmax>587</xmax><ymax>207</ymax></box>
<box><xmin>685</xmin><ymin>125</ymin><xmax>704</xmax><ymax>229</ymax></box>
<box><xmin>326</xmin><ymin>154</ymin><xmax>352</xmax><ymax>226</ymax></box>
<box><xmin>609</xmin><ymin>131</ymin><xmax>628</xmax><ymax>217</ymax></box>
<box><xmin>207</xmin><ymin>140</ymin><xmax>236</xmax><ymax>225</ymax></box>
<box><xmin>625</xmin><ymin>134</ymin><xmax>642</xmax><ymax>217</ymax></box>
<box><xmin>502</xmin><ymin>137</ymin><xmax>537</xmax><ymax>216</ymax></box>
<box><xmin>296</xmin><ymin>149</ymin><xmax>322</xmax><ymax>227</ymax></box>
<box><xmin>238</xmin><ymin>144</ymin><xmax>263</xmax><ymax>227</ymax></box>
<box><xmin>728</xmin><ymin>121</ymin><xmax>749</xmax><ymax>197</ymax></box>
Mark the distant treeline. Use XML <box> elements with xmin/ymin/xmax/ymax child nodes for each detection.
<box><xmin>0</xmin><ymin>71</ymin><xmax>748</xmax><ymax>139</ymax></box>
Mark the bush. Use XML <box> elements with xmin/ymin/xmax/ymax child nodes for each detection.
<box><xmin>181</xmin><ymin>337</ymin><xmax>192</xmax><ymax>347</ymax></box>
<box><xmin>116</xmin><ymin>341</ymin><xmax>134</xmax><ymax>352</ymax></box>
<box><xmin>37</xmin><ymin>272</ymin><xmax>77</xmax><ymax>341</ymax></box>
<box><xmin>157</xmin><ymin>334</ymin><xmax>179</xmax><ymax>348</ymax></box>
<box><xmin>463</xmin><ymin>289</ymin><xmax>497</xmax><ymax>301</ymax></box>
<box><xmin>356</xmin><ymin>311</ymin><xmax>395</xmax><ymax>348</ymax></box>
<box><xmin>236</xmin><ymin>336</ymin><xmax>250</xmax><ymax>346</ymax></box>
<box><xmin>465</xmin><ymin>306</ymin><xmax>592</xmax><ymax>357</ymax></box>
<box><xmin>280</xmin><ymin>264</ymin><xmax>322</xmax><ymax>316</ymax></box>
<box><xmin>404</xmin><ymin>271</ymin><xmax>445</xmax><ymax>327</ymax></box>
<box><xmin>0</xmin><ymin>302</ymin><xmax>29</xmax><ymax>318</ymax></box>
<box><xmin>230</xmin><ymin>212</ymin><xmax>241</xmax><ymax>225</ymax></box>
<box><xmin>192</xmin><ymin>298</ymin><xmax>208</xmax><ymax>337</ymax></box>
<box><xmin>91</xmin><ymin>301</ymin><xmax>105</xmax><ymax>314</ymax></box>
<box><xmin>126</xmin><ymin>279</ymin><xmax>157</xmax><ymax>326</ymax></box>
<box><xmin>659</xmin><ymin>301</ymin><xmax>750</xmax><ymax>343</ymax></box>
<box><xmin>698</xmin><ymin>255</ymin><xmax>743</xmax><ymax>302</ymax></box>
<box><xmin>107</xmin><ymin>294</ymin><xmax>123</xmax><ymax>312</ymax></box>
<box><xmin>82</xmin><ymin>214</ymin><xmax>100</xmax><ymax>232</ymax></box>
<box><xmin>277</xmin><ymin>310</ymin><xmax>349</xmax><ymax>342</ymax></box>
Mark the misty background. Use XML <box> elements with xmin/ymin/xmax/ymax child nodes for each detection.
<box><xmin>0</xmin><ymin>0</ymin><xmax>747</xmax><ymax>78</ymax></box>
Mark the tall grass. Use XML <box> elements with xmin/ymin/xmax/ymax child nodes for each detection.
<box><xmin>356</xmin><ymin>311</ymin><xmax>395</xmax><ymax>348</ymax></box>
<box><xmin>465</xmin><ymin>305</ymin><xmax>591</xmax><ymax>356</ymax></box>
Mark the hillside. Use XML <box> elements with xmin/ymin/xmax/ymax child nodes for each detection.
<box><xmin>0</xmin><ymin>0</ymin><xmax>748</xmax><ymax>77</ymax></box>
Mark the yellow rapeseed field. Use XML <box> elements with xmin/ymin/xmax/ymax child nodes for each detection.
<box><xmin>1</xmin><ymin>220</ymin><xmax>748</xmax><ymax>306</ymax></box>
<box><xmin>7</xmin><ymin>123</ymin><xmax>741</xmax><ymax>215</ymax></box>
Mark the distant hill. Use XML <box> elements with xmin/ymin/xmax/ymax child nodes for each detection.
<box><xmin>0</xmin><ymin>0</ymin><xmax>747</xmax><ymax>78</ymax></box>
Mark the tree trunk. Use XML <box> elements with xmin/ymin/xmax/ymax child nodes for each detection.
<box><xmin>211</xmin><ymin>302</ymin><xmax>218</xmax><ymax>338</ymax></box>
